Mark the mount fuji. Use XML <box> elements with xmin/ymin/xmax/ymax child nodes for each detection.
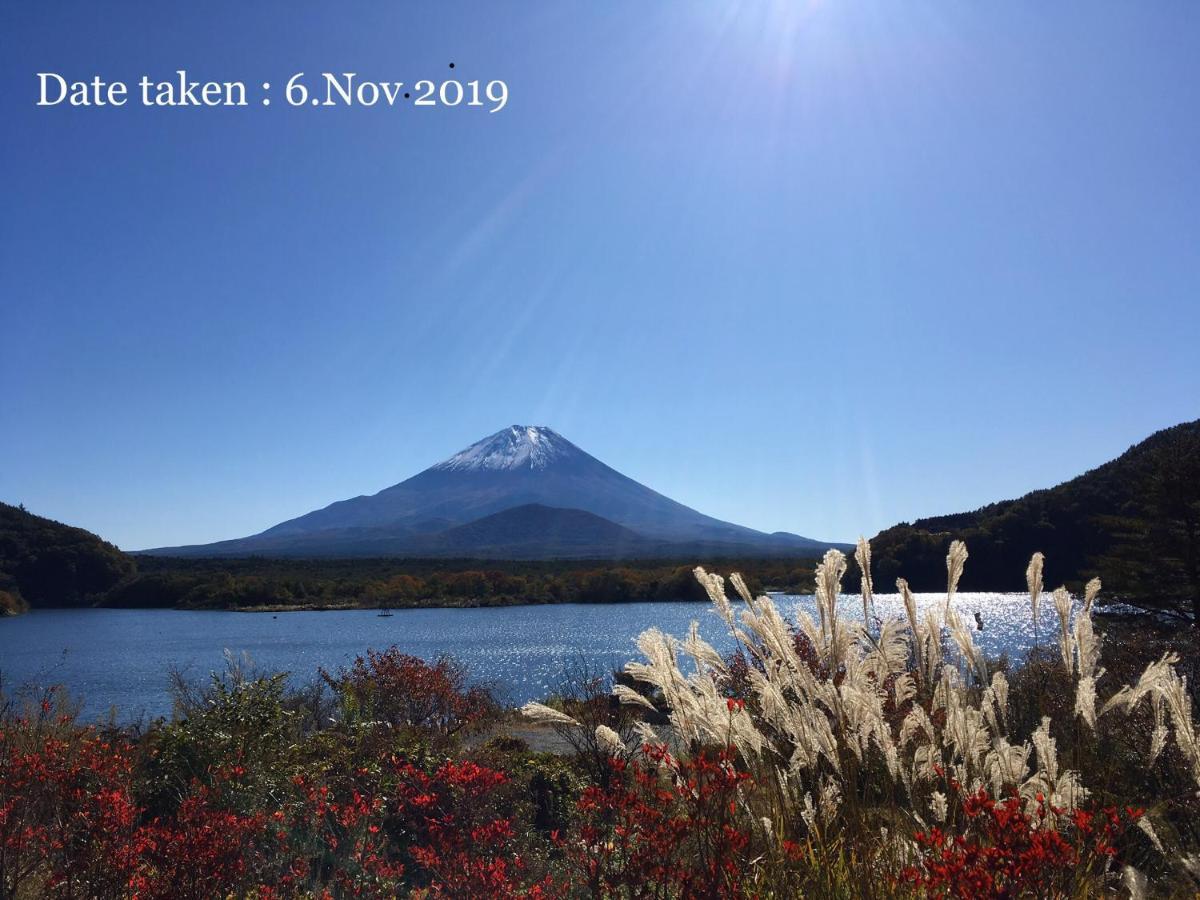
<box><xmin>142</xmin><ymin>426</ymin><xmax>843</xmax><ymax>558</ymax></box>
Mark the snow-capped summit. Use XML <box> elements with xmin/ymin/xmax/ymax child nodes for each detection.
<box><xmin>432</xmin><ymin>426</ymin><xmax>575</xmax><ymax>473</ymax></box>
<box><xmin>144</xmin><ymin>425</ymin><xmax>842</xmax><ymax>558</ymax></box>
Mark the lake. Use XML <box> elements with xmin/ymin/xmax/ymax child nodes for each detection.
<box><xmin>0</xmin><ymin>592</ymin><xmax>1063</xmax><ymax>721</ymax></box>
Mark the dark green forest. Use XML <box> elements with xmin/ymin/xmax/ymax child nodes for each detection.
<box><xmin>105</xmin><ymin>555</ymin><xmax>817</xmax><ymax>611</ymax></box>
<box><xmin>855</xmin><ymin>420</ymin><xmax>1200</xmax><ymax>622</ymax></box>
<box><xmin>0</xmin><ymin>502</ymin><xmax>817</xmax><ymax>612</ymax></box>
<box><xmin>0</xmin><ymin>502</ymin><xmax>134</xmax><ymax>615</ymax></box>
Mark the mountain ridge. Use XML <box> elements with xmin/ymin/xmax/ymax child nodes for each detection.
<box><xmin>143</xmin><ymin>426</ymin><xmax>842</xmax><ymax>558</ymax></box>
<box><xmin>860</xmin><ymin>419</ymin><xmax>1199</xmax><ymax>619</ymax></box>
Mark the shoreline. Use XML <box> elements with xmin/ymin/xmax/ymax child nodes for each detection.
<box><xmin>4</xmin><ymin>592</ymin><xmax>1166</xmax><ymax>617</ymax></box>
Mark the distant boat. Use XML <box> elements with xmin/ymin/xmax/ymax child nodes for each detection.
<box><xmin>378</xmin><ymin>607</ymin><xmax>394</xmax><ymax>618</ymax></box>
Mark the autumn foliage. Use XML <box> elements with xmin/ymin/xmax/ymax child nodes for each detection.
<box><xmin>0</xmin><ymin>679</ymin><xmax>525</xmax><ymax>898</ymax></box>
<box><xmin>559</xmin><ymin>745</ymin><xmax>751</xmax><ymax>899</ymax></box>
<box><xmin>901</xmin><ymin>776</ymin><xmax>1144</xmax><ymax>898</ymax></box>
<box><xmin>320</xmin><ymin>648</ymin><xmax>492</xmax><ymax>738</ymax></box>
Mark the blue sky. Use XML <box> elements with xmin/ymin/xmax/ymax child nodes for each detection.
<box><xmin>2</xmin><ymin>1</ymin><xmax>1198</xmax><ymax>550</ymax></box>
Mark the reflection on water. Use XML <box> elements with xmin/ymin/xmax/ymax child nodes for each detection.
<box><xmin>0</xmin><ymin>592</ymin><xmax>1065</xmax><ymax>721</ymax></box>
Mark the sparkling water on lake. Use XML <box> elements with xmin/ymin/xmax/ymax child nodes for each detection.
<box><xmin>0</xmin><ymin>592</ymin><xmax>1064</xmax><ymax>721</ymax></box>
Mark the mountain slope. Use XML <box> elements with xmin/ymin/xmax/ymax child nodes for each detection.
<box><xmin>145</xmin><ymin>426</ymin><xmax>840</xmax><ymax>558</ymax></box>
<box><xmin>256</xmin><ymin>426</ymin><xmax>783</xmax><ymax>545</ymax></box>
<box><xmin>404</xmin><ymin>504</ymin><xmax>653</xmax><ymax>558</ymax></box>
<box><xmin>0</xmin><ymin>502</ymin><xmax>136</xmax><ymax>612</ymax></box>
<box><xmin>862</xmin><ymin>420</ymin><xmax>1200</xmax><ymax>619</ymax></box>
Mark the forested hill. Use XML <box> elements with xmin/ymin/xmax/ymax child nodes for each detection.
<box><xmin>861</xmin><ymin>420</ymin><xmax>1200</xmax><ymax>621</ymax></box>
<box><xmin>0</xmin><ymin>502</ymin><xmax>136</xmax><ymax>614</ymax></box>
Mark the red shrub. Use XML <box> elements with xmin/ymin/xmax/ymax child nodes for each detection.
<box><xmin>902</xmin><ymin>783</ymin><xmax>1141</xmax><ymax>898</ymax></box>
<box><xmin>561</xmin><ymin>744</ymin><xmax>753</xmax><ymax>899</ymax></box>
<box><xmin>128</xmin><ymin>785</ymin><xmax>270</xmax><ymax>900</ymax></box>
<box><xmin>323</xmin><ymin>648</ymin><xmax>493</xmax><ymax>737</ymax></box>
<box><xmin>0</xmin><ymin>717</ymin><xmax>140</xmax><ymax>899</ymax></box>
<box><xmin>282</xmin><ymin>771</ymin><xmax>404</xmax><ymax>898</ymax></box>
<box><xmin>276</xmin><ymin>756</ymin><xmax>529</xmax><ymax>897</ymax></box>
<box><xmin>394</xmin><ymin>758</ymin><xmax>541</xmax><ymax>898</ymax></box>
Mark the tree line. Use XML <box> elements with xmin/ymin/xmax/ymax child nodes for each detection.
<box><xmin>0</xmin><ymin>503</ymin><xmax>817</xmax><ymax>612</ymax></box>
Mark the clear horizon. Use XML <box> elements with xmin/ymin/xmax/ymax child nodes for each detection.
<box><xmin>2</xmin><ymin>2</ymin><xmax>1198</xmax><ymax>550</ymax></box>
